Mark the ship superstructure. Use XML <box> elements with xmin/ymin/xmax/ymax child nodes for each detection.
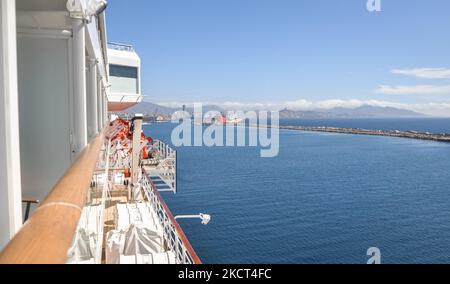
<box><xmin>0</xmin><ymin>0</ymin><xmax>202</xmax><ymax>264</ymax></box>
<box><xmin>107</xmin><ymin>42</ymin><xmax>143</xmax><ymax>112</ymax></box>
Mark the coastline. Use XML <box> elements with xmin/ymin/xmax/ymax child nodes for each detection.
<box><xmin>280</xmin><ymin>125</ymin><xmax>450</xmax><ymax>143</ymax></box>
<box><xmin>243</xmin><ymin>123</ymin><xmax>450</xmax><ymax>143</ymax></box>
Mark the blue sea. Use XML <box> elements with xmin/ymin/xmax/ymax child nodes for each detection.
<box><xmin>143</xmin><ymin>118</ymin><xmax>450</xmax><ymax>264</ymax></box>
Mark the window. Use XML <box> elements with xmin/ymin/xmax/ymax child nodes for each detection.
<box><xmin>109</xmin><ymin>64</ymin><xmax>139</xmax><ymax>94</ymax></box>
<box><xmin>110</xmin><ymin>65</ymin><xmax>138</xmax><ymax>79</ymax></box>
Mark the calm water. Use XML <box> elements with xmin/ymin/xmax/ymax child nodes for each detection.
<box><xmin>279</xmin><ymin>118</ymin><xmax>450</xmax><ymax>133</ymax></box>
<box><xmin>144</xmin><ymin>118</ymin><xmax>450</xmax><ymax>264</ymax></box>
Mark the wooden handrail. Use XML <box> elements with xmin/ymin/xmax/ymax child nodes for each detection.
<box><xmin>143</xmin><ymin>170</ymin><xmax>202</xmax><ymax>264</ymax></box>
<box><xmin>0</xmin><ymin>129</ymin><xmax>106</xmax><ymax>264</ymax></box>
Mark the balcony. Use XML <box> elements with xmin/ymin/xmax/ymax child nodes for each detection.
<box><xmin>107</xmin><ymin>42</ymin><xmax>142</xmax><ymax>112</ymax></box>
<box><xmin>108</xmin><ymin>93</ymin><xmax>143</xmax><ymax>112</ymax></box>
<box><xmin>108</xmin><ymin>42</ymin><xmax>135</xmax><ymax>52</ymax></box>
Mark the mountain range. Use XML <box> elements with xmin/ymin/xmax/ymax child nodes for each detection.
<box><xmin>123</xmin><ymin>102</ymin><xmax>426</xmax><ymax>119</ymax></box>
<box><xmin>124</xmin><ymin>102</ymin><xmax>223</xmax><ymax>116</ymax></box>
<box><xmin>278</xmin><ymin>105</ymin><xmax>425</xmax><ymax>119</ymax></box>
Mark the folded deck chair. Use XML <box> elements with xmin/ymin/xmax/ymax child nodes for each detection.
<box><xmin>118</xmin><ymin>252</ymin><xmax>176</xmax><ymax>264</ymax></box>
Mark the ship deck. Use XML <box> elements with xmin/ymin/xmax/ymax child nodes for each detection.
<box><xmin>64</xmin><ymin>119</ymin><xmax>198</xmax><ymax>265</ymax></box>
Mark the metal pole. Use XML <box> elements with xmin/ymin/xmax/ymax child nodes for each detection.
<box><xmin>87</xmin><ymin>59</ymin><xmax>98</xmax><ymax>139</ymax></box>
<box><xmin>0</xmin><ymin>0</ymin><xmax>23</xmax><ymax>250</ymax></box>
<box><xmin>131</xmin><ymin>114</ymin><xmax>143</xmax><ymax>187</ymax></box>
<box><xmin>97</xmin><ymin>77</ymin><xmax>103</xmax><ymax>131</ymax></box>
<box><xmin>71</xmin><ymin>18</ymin><xmax>87</xmax><ymax>158</ymax></box>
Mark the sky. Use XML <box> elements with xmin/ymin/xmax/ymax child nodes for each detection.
<box><xmin>106</xmin><ymin>0</ymin><xmax>450</xmax><ymax>116</ymax></box>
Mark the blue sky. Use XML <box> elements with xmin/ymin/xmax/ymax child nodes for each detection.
<box><xmin>106</xmin><ymin>0</ymin><xmax>450</xmax><ymax>115</ymax></box>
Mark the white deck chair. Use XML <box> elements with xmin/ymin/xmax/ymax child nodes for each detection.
<box><xmin>116</xmin><ymin>204</ymin><xmax>131</xmax><ymax>231</ymax></box>
<box><xmin>119</xmin><ymin>255</ymin><xmax>137</xmax><ymax>264</ymax></box>
<box><xmin>123</xmin><ymin>252</ymin><xmax>176</xmax><ymax>264</ymax></box>
<box><xmin>137</xmin><ymin>203</ymin><xmax>157</xmax><ymax>230</ymax></box>
<box><xmin>152</xmin><ymin>252</ymin><xmax>177</xmax><ymax>264</ymax></box>
<box><xmin>86</xmin><ymin>205</ymin><xmax>100</xmax><ymax>234</ymax></box>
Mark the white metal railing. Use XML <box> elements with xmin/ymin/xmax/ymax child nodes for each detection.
<box><xmin>153</xmin><ymin>140</ymin><xmax>176</xmax><ymax>160</ymax></box>
<box><xmin>141</xmin><ymin>171</ymin><xmax>201</xmax><ymax>264</ymax></box>
<box><xmin>93</xmin><ymin>139</ymin><xmax>112</xmax><ymax>263</ymax></box>
<box><xmin>151</xmin><ymin>140</ymin><xmax>177</xmax><ymax>193</ymax></box>
<box><xmin>108</xmin><ymin>42</ymin><xmax>135</xmax><ymax>52</ymax></box>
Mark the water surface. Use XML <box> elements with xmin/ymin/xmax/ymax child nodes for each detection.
<box><xmin>144</xmin><ymin>118</ymin><xmax>450</xmax><ymax>263</ymax></box>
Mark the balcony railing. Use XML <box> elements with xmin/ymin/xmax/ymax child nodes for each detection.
<box><xmin>0</xmin><ymin>122</ymin><xmax>199</xmax><ymax>264</ymax></box>
<box><xmin>142</xmin><ymin>170</ymin><xmax>201</xmax><ymax>264</ymax></box>
<box><xmin>108</xmin><ymin>42</ymin><xmax>135</xmax><ymax>52</ymax></box>
<box><xmin>0</xmin><ymin>129</ymin><xmax>107</xmax><ymax>264</ymax></box>
<box><xmin>150</xmin><ymin>140</ymin><xmax>177</xmax><ymax>193</ymax></box>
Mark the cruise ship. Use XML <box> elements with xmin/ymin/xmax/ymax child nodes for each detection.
<box><xmin>0</xmin><ymin>0</ymin><xmax>206</xmax><ymax>264</ymax></box>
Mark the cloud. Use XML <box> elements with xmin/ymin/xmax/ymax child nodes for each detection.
<box><xmin>222</xmin><ymin>101</ymin><xmax>278</xmax><ymax>110</ymax></box>
<box><xmin>284</xmin><ymin>99</ymin><xmax>370</xmax><ymax>110</ymax></box>
<box><xmin>375</xmin><ymin>85</ymin><xmax>450</xmax><ymax>95</ymax></box>
<box><xmin>220</xmin><ymin>100</ymin><xmax>369</xmax><ymax>111</ymax></box>
<box><xmin>391</xmin><ymin>68</ymin><xmax>450</xmax><ymax>79</ymax></box>
<box><xmin>156</xmin><ymin>99</ymin><xmax>450</xmax><ymax>117</ymax></box>
<box><xmin>158</xmin><ymin>101</ymin><xmax>214</xmax><ymax>108</ymax></box>
<box><xmin>375</xmin><ymin>68</ymin><xmax>450</xmax><ymax>96</ymax></box>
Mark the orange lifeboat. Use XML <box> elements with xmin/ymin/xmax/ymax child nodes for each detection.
<box><xmin>142</xmin><ymin>146</ymin><xmax>149</xmax><ymax>159</ymax></box>
<box><xmin>124</xmin><ymin>168</ymin><xmax>131</xmax><ymax>178</ymax></box>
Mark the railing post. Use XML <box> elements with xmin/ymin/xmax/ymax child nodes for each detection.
<box><xmin>87</xmin><ymin>58</ymin><xmax>98</xmax><ymax>139</ymax></box>
<box><xmin>0</xmin><ymin>0</ymin><xmax>23</xmax><ymax>250</ymax></box>
<box><xmin>71</xmin><ymin>17</ymin><xmax>88</xmax><ymax>158</ymax></box>
<box><xmin>174</xmin><ymin>228</ymin><xmax>180</xmax><ymax>263</ymax></box>
<box><xmin>131</xmin><ymin>114</ymin><xmax>143</xmax><ymax>188</ymax></box>
<box><xmin>174</xmin><ymin>150</ymin><xmax>177</xmax><ymax>193</ymax></box>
